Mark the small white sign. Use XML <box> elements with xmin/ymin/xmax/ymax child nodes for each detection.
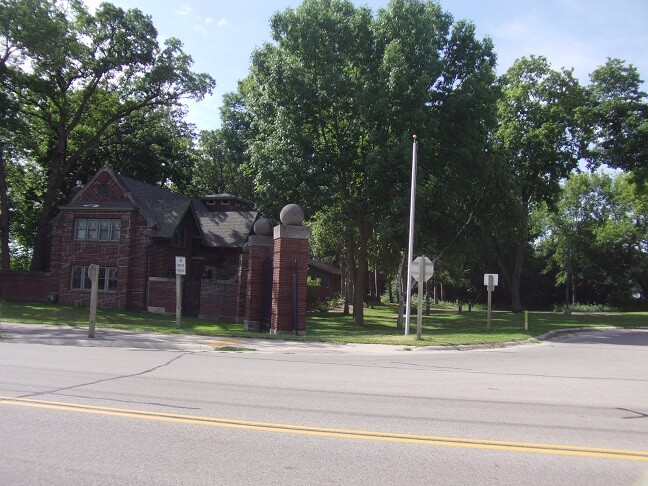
<box><xmin>484</xmin><ymin>273</ymin><xmax>498</xmax><ymax>286</ymax></box>
<box><xmin>175</xmin><ymin>256</ymin><xmax>187</xmax><ymax>275</ymax></box>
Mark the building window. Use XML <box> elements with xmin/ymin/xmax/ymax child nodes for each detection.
<box><xmin>70</xmin><ymin>266</ymin><xmax>117</xmax><ymax>291</ymax></box>
<box><xmin>171</xmin><ymin>227</ymin><xmax>187</xmax><ymax>248</ymax></box>
<box><xmin>75</xmin><ymin>218</ymin><xmax>121</xmax><ymax>241</ymax></box>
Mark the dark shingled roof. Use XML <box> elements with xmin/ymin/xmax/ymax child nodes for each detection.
<box><xmin>193</xmin><ymin>201</ymin><xmax>257</xmax><ymax>248</ymax></box>
<box><xmin>116</xmin><ymin>174</ymin><xmax>192</xmax><ymax>238</ymax></box>
<box><xmin>118</xmin><ymin>174</ymin><xmax>257</xmax><ymax>246</ymax></box>
<box><xmin>65</xmin><ymin>168</ymin><xmax>257</xmax><ymax>247</ymax></box>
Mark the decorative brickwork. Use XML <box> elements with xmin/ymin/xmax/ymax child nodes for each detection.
<box><xmin>244</xmin><ymin>236</ymin><xmax>273</xmax><ymax>331</ymax></box>
<box><xmin>271</xmin><ymin>225</ymin><xmax>310</xmax><ymax>335</ymax></box>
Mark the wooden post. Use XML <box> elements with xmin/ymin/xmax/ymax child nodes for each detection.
<box><xmin>176</xmin><ymin>273</ymin><xmax>182</xmax><ymax>327</ymax></box>
<box><xmin>88</xmin><ymin>264</ymin><xmax>99</xmax><ymax>338</ymax></box>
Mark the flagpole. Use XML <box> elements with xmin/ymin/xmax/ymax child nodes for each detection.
<box><xmin>405</xmin><ymin>135</ymin><xmax>418</xmax><ymax>335</ymax></box>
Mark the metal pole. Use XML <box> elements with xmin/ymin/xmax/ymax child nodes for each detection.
<box><xmin>405</xmin><ymin>135</ymin><xmax>418</xmax><ymax>335</ymax></box>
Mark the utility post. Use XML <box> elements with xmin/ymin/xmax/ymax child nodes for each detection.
<box><xmin>88</xmin><ymin>264</ymin><xmax>99</xmax><ymax>338</ymax></box>
<box><xmin>411</xmin><ymin>256</ymin><xmax>433</xmax><ymax>340</ymax></box>
<box><xmin>175</xmin><ymin>256</ymin><xmax>186</xmax><ymax>327</ymax></box>
<box><xmin>484</xmin><ymin>273</ymin><xmax>498</xmax><ymax>332</ymax></box>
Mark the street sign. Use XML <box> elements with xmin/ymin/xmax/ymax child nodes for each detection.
<box><xmin>411</xmin><ymin>256</ymin><xmax>434</xmax><ymax>282</ymax></box>
<box><xmin>175</xmin><ymin>256</ymin><xmax>186</xmax><ymax>276</ymax></box>
<box><xmin>483</xmin><ymin>273</ymin><xmax>498</xmax><ymax>286</ymax></box>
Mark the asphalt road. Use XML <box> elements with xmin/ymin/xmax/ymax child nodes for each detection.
<box><xmin>0</xmin><ymin>328</ymin><xmax>647</xmax><ymax>485</ymax></box>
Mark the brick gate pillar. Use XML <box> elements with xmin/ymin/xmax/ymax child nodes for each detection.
<box><xmin>271</xmin><ymin>204</ymin><xmax>310</xmax><ymax>336</ymax></box>
<box><xmin>244</xmin><ymin>218</ymin><xmax>273</xmax><ymax>332</ymax></box>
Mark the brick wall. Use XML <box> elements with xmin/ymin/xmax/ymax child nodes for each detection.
<box><xmin>200</xmin><ymin>279</ymin><xmax>240</xmax><ymax>322</ymax></box>
<box><xmin>147</xmin><ymin>277</ymin><xmax>176</xmax><ymax>313</ymax></box>
<box><xmin>147</xmin><ymin>277</ymin><xmax>241</xmax><ymax>322</ymax></box>
<box><xmin>0</xmin><ymin>272</ymin><xmax>53</xmax><ymax>301</ymax></box>
<box><xmin>78</xmin><ymin>170</ymin><xmax>131</xmax><ymax>203</ymax></box>
<box><xmin>50</xmin><ymin>209</ymin><xmax>152</xmax><ymax>310</ymax></box>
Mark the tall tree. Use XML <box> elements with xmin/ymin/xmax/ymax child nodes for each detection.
<box><xmin>538</xmin><ymin>172</ymin><xmax>648</xmax><ymax>306</ymax></box>
<box><xmin>189</xmin><ymin>90</ymin><xmax>256</xmax><ymax>200</ymax></box>
<box><xmin>0</xmin><ymin>0</ymin><xmax>214</xmax><ymax>270</ymax></box>
<box><xmin>587</xmin><ymin>58</ymin><xmax>648</xmax><ymax>182</ymax></box>
<box><xmin>237</xmin><ymin>0</ymin><xmax>498</xmax><ymax>325</ymax></box>
<box><xmin>489</xmin><ymin>56</ymin><xmax>588</xmax><ymax>312</ymax></box>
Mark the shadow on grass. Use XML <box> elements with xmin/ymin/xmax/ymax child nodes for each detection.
<box><xmin>1</xmin><ymin>301</ymin><xmax>646</xmax><ymax>346</ymax></box>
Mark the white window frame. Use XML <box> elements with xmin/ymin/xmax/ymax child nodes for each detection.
<box><xmin>70</xmin><ymin>265</ymin><xmax>118</xmax><ymax>291</ymax></box>
<box><xmin>74</xmin><ymin>218</ymin><xmax>121</xmax><ymax>241</ymax></box>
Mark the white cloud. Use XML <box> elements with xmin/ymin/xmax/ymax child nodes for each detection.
<box><xmin>216</xmin><ymin>18</ymin><xmax>229</xmax><ymax>28</ymax></box>
<box><xmin>175</xmin><ymin>4</ymin><xmax>193</xmax><ymax>16</ymax></box>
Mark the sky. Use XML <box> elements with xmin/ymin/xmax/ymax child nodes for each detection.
<box><xmin>84</xmin><ymin>0</ymin><xmax>648</xmax><ymax>132</ymax></box>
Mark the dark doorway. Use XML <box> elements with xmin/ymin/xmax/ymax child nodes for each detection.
<box><xmin>260</xmin><ymin>257</ymin><xmax>273</xmax><ymax>332</ymax></box>
<box><xmin>183</xmin><ymin>280</ymin><xmax>201</xmax><ymax>317</ymax></box>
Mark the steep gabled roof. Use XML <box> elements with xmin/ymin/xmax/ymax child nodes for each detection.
<box><xmin>193</xmin><ymin>201</ymin><xmax>257</xmax><ymax>248</ymax></box>
<box><xmin>60</xmin><ymin>166</ymin><xmax>257</xmax><ymax>246</ymax></box>
<box><xmin>115</xmin><ymin>173</ymin><xmax>192</xmax><ymax>238</ymax></box>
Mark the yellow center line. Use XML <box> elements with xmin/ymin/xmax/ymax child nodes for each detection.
<box><xmin>1</xmin><ymin>395</ymin><xmax>647</xmax><ymax>462</ymax></box>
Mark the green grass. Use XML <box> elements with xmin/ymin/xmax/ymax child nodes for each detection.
<box><xmin>1</xmin><ymin>300</ymin><xmax>646</xmax><ymax>347</ymax></box>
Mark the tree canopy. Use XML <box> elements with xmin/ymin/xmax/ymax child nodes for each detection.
<box><xmin>231</xmin><ymin>0</ymin><xmax>499</xmax><ymax>324</ymax></box>
<box><xmin>0</xmin><ymin>0</ymin><xmax>215</xmax><ymax>270</ymax></box>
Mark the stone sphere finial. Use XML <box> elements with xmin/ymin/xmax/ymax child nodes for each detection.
<box><xmin>280</xmin><ymin>204</ymin><xmax>305</xmax><ymax>226</ymax></box>
<box><xmin>253</xmin><ymin>217</ymin><xmax>273</xmax><ymax>236</ymax></box>
<box><xmin>242</xmin><ymin>242</ymin><xmax>249</xmax><ymax>254</ymax></box>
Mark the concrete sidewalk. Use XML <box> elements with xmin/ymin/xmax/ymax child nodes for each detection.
<box><xmin>0</xmin><ymin>321</ymin><xmax>416</xmax><ymax>354</ymax></box>
<box><xmin>1</xmin><ymin>321</ymin><xmax>589</xmax><ymax>354</ymax></box>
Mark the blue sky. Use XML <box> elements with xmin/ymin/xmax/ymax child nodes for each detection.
<box><xmin>86</xmin><ymin>0</ymin><xmax>648</xmax><ymax>132</ymax></box>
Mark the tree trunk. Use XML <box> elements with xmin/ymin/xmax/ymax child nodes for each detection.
<box><xmin>374</xmin><ymin>268</ymin><xmax>379</xmax><ymax>302</ymax></box>
<box><xmin>0</xmin><ymin>144</ymin><xmax>10</xmax><ymax>271</ymax></box>
<box><xmin>396</xmin><ymin>252</ymin><xmax>405</xmax><ymax>329</ymax></box>
<box><xmin>352</xmin><ymin>238</ymin><xmax>368</xmax><ymax>326</ymax></box>
<box><xmin>509</xmin><ymin>242</ymin><xmax>526</xmax><ymax>313</ymax></box>
<box><xmin>340</xmin><ymin>255</ymin><xmax>349</xmax><ymax>315</ymax></box>
<box><xmin>30</xmin><ymin>175</ymin><xmax>60</xmax><ymax>271</ymax></box>
<box><xmin>31</xmin><ymin>131</ymin><xmax>68</xmax><ymax>271</ymax></box>
<box><xmin>491</xmin><ymin>235</ymin><xmax>526</xmax><ymax>313</ymax></box>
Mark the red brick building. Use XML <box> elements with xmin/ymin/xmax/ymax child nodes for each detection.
<box><xmin>47</xmin><ymin>166</ymin><xmax>257</xmax><ymax>319</ymax></box>
<box><xmin>2</xmin><ymin>167</ymin><xmax>316</xmax><ymax>333</ymax></box>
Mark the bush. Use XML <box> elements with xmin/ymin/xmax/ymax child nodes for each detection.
<box><xmin>552</xmin><ymin>302</ymin><xmax>620</xmax><ymax>313</ymax></box>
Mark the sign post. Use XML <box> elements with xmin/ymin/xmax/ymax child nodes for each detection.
<box><xmin>88</xmin><ymin>264</ymin><xmax>99</xmax><ymax>338</ymax></box>
<box><xmin>175</xmin><ymin>256</ymin><xmax>186</xmax><ymax>327</ymax></box>
<box><xmin>484</xmin><ymin>273</ymin><xmax>498</xmax><ymax>332</ymax></box>
<box><xmin>411</xmin><ymin>256</ymin><xmax>434</xmax><ymax>339</ymax></box>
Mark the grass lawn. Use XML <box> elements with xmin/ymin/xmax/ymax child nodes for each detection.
<box><xmin>1</xmin><ymin>300</ymin><xmax>646</xmax><ymax>346</ymax></box>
